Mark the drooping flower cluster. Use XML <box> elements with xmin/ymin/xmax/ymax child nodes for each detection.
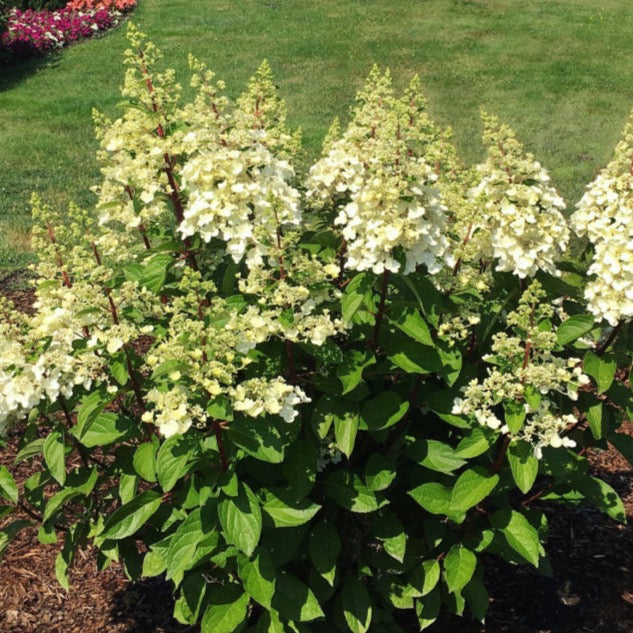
<box><xmin>571</xmin><ymin>110</ymin><xmax>633</xmax><ymax>326</ymax></box>
<box><xmin>452</xmin><ymin>282</ymin><xmax>589</xmax><ymax>457</ymax></box>
<box><xmin>307</xmin><ymin>67</ymin><xmax>449</xmax><ymax>275</ymax></box>
<box><xmin>469</xmin><ymin>113</ymin><xmax>570</xmax><ymax>278</ymax></box>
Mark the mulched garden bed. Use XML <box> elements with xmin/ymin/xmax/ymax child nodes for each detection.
<box><xmin>0</xmin><ymin>274</ymin><xmax>631</xmax><ymax>633</ymax></box>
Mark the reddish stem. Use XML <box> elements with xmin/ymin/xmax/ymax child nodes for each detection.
<box><xmin>212</xmin><ymin>420</ymin><xmax>229</xmax><ymax>471</ymax></box>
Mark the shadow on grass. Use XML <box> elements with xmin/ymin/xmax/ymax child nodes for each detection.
<box><xmin>0</xmin><ymin>51</ymin><xmax>62</xmax><ymax>93</ymax></box>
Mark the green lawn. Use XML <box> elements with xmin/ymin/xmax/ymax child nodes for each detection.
<box><xmin>2</xmin><ymin>0</ymin><xmax>633</xmax><ymax>272</ymax></box>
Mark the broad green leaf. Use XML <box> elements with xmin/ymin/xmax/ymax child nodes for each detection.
<box><xmin>76</xmin><ymin>389</ymin><xmax>109</xmax><ymax>432</ymax></box>
<box><xmin>43</xmin><ymin>431</ymin><xmax>66</xmax><ymax>486</ymax></box>
<box><xmin>507</xmin><ymin>441</ymin><xmax>538</xmax><ymax>494</ymax></box>
<box><xmin>337</xmin><ymin>350</ymin><xmax>376</xmax><ymax>395</ymax></box>
<box><xmin>341</xmin><ymin>272</ymin><xmax>372</xmax><ymax>323</ymax></box>
<box><xmin>201</xmin><ymin>584</ymin><xmax>249</xmax><ymax>633</ymax></box>
<box><xmin>389</xmin><ymin>302</ymin><xmax>434</xmax><ymax>346</ymax></box>
<box><xmin>101</xmin><ymin>490</ymin><xmax>162</xmax><ymax>541</ymax></box>
<box><xmin>174</xmin><ymin>571</ymin><xmax>207</xmax><ymax>625</ymax></box>
<box><xmin>133</xmin><ymin>442</ymin><xmax>157</xmax><ymax>483</ymax></box>
<box><xmin>372</xmin><ymin>511</ymin><xmax>407</xmax><ymax>563</ymax></box>
<box><xmin>309</xmin><ymin>522</ymin><xmax>340</xmax><ymax>585</ymax></box>
<box><xmin>405</xmin><ymin>439</ymin><xmax>466</xmax><ymax>474</ymax></box>
<box><xmin>556</xmin><ymin>314</ymin><xmax>595</xmax><ymax>346</ymax></box>
<box><xmin>72</xmin><ymin>412</ymin><xmax>136</xmax><ymax>448</ymax></box>
<box><xmin>156</xmin><ymin>435</ymin><xmax>194</xmax><ymax>492</ymax></box>
<box><xmin>577</xmin><ymin>476</ymin><xmax>626</xmax><ymax>523</ymax></box>
<box><xmin>262</xmin><ymin>488</ymin><xmax>321</xmax><ymax>527</ymax></box>
<box><xmin>409</xmin><ymin>559</ymin><xmax>440</xmax><ymax>597</ymax></box>
<box><xmin>463</xmin><ymin>575</ymin><xmax>489</xmax><ymax>622</ymax></box>
<box><xmin>140</xmin><ymin>252</ymin><xmax>173</xmax><ymax>293</ymax></box>
<box><xmin>334</xmin><ymin>409</ymin><xmax>359</xmax><ymax>458</ymax></box>
<box><xmin>444</xmin><ymin>545</ymin><xmax>476</xmax><ymax>593</ymax></box>
<box><xmin>228</xmin><ymin>414</ymin><xmax>297</xmax><ymax>463</ymax></box>
<box><xmin>364</xmin><ymin>453</ymin><xmax>397</xmax><ymax>492</ymax></box>
<box><xmin>454</xmin><ymin>429</ymin><xmax>494</xmax><ymax>458</ymax></box>
<box><xmin>43</xmin><ymin>467</ymin><xmax>98</xmax><ymax>522</ymax></box>
<box><xmin>282</xmin><ymin>440</ymin><xmax>318</xmax><ymax>499</ymax></box>
<box><xmin>240</xmin><ymin>548</ymin><xmax>276</xmax><ymax>608</ymax></box>
<box><xmin>584</xmin><ymin>350</ymin><xmax>616</xmax><ymax>394</ymax></box>
<box><xmin>324</xmin><ymin>470</ymin><xmax>380</xmax><ymax>513</ymax></box>
<box><xmin>0</xmin><ymin>519</ymin><xmax>30</xmax><ymax>558</ymax></box>
<box><xmin>360</xmin><ymin>392</ymin><xmax>408</xmax><ymax>431</ymax></box>
<box><xmin>272</xmin><ymin>572</ymin><xmax>325</xmax><ymax>622</ymax></box>
<box><xmin>610</xmin><ymin>432</ymin><xmax>633</xmax><ymax>467</ymax></box>
<box><xmin>14</xmin><ymin>438</ymin><xmax>45</xmax><ymax>464</ymax></box>
<box><xmin>415</xmin><ymin>586</ymin><xmax>441</xmax><ymax>630</ymax></box>
<box><xmin>408</xmin><ymin>482</ymin><xmax>452</xmax><ymax>516</ymax></box>
<box><xmin>490</xmin><ymin>509</ymin><xmax>540</xmax><ymax>566</ymax></box>
<box><xmin>164</xmin><ymin>508</ymin><xmax>206</xmax><ymax>580</ymax></box>
<box><xmin>342</xmin><ymin>574</ymin><xmax>372</xmax><ymax>633</ymax></box>
<box><xmin>0</xmin><ymin>466</ymin><xmax>18</xmax><ymax>504</ymax></box>
<box><xmin>437</xmin><ymin>345</ymin><xmax>462</xmax><ymax>386</ymax></box>
<box><xmin>450</xmin><ymin>468</ymin><xmax>499</xmax><ymax>513</ymax></box>
<box><xmin>384</xmin><ymin>333</ymin><xmax>442</xmax><ymax>375</ymax></box>
<box><xmin>218</xmin><ymin>483</ymin><xmax>262</xmax><ymax>556</ymax></box>
<box><xmin>503</xmin><ymin>400</ymin><xmax>526</xmax><ymax>434</ymax></box>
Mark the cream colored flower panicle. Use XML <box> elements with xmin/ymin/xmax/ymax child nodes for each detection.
<box><xmin>471</xmin><ymin>113</ymin><xmax>570</xmax><ymax>278</ymax></box>
<box><xmin>452</xmin><ymin>282</ymin><xmax>589</xmax><ymax>457</ymax></box>
<box><xmin>571</xmin><ymin>110</ymin><xmax>633</xmax><ymax>325</ymax></box>
<box><xmin>307</xmin><ymin>67</ymin><xmax>449</xmax><ymax>275</ymax></box>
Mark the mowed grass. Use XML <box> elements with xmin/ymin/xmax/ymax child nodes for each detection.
<box><xmin>2</xmin><ymin>0</ymin><xmax>633</xmax><ymax>272</ymax></box>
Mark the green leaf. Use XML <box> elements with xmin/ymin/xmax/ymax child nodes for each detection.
<box><xmin>503</xmin><ymin>400</ymin><xmax>526</xmax><ymax>434</ymax></box>
<box><xmin>0</xmin><ymin>466</ymin><xmax>18</xmax><ymax>505</ymax></box>
<box><xmin>101</xmin><ymin>490</ymin><xmax>162</xmax><ymax>541</ymax></box>
<box><xmin>174</xmin><ymin>571</ymin><xmax>207</xmax><ymax>625</ymax></box>
<box><xmin>201</xmin><ymin>584</ymin><xmax>249</xmax><ymax>633</ymax></box>
<box><xmin>334</xmin><ymin>409</ymin><xmax>359</xmax><ymax>458</ymax></box>
<box><xmin>282</xmin><ymin>440</ymin><xmax>318</xmax><ymax>499</ymax></box>
<box><xmin>156</xmin><ymin>435</ymin><xmax>194</xmax><ymax>492</ymax></box>
<box><xmin>0</xmin><ymin>519</ymin><xmax>30</xmax><ymax>558</ymax></box>
<box><xmin>373</xmin><ymin>511</ymin><xmax>407</xmax><ymax>563</ymax></box>
<box><xmin>463</xmin><ymin>575</ymin><xmax>489</xmax><ymax>622</ymax></box>
<box><xmin>577</xmin><ymin>476</ymin><xmax>626</xmax><ymax>523</ymax></box>
<box><xmin>218</xmin><ymin>483</ymin><xmax>262</xmax><ymax>556</ymax></box>
<box><xmin>507</xmin><ymin>440</ymin><xmax>538</xmax><ymax>494</ymax></box>
<box><xmin>14</xmin><ymin>438</ymin><xmax>45</xmax><ymax>464</ymax></box>
<box><xmin>409</xmin><ymin>559</ymin><xmax>441</xmax><ymax>597</ymax></box>
<box><xmin>239</xmin><ymin>548</ymin><xmax>276</xmax><ymax>608</ymax></box>
<box><xmin>309</xmin><ymin>522</ymin><xmax>340</xmax><ymax>585</ymax></box>
<box><xmin>405</xmin><ymin>439</ymin><xmax>466</xmax><ymax>474</ymax></box>
<box><xmin>454</xmin><ymin>429</ymin><xmax>494</xmax><ymax>458</ymax></box>
<box><xmin>360</xmin><ymin>392</ymin><xmax>408</xmax><ymax>430</ymax></box>
<box><xmin>584</xmin><ymin>350</ymin><xmax>616</xmax><ymax>394</ymax></box>
<box><xmin>384</xmin><ymin>333</ymin><xmax>442</xmax><ymax>375</ymax></box>
<box><xmin>341</xmin><ymin>272</ymin><xmax>373</xmax><ymax>323</ymax></box>
<box><xmin>556</xmin><ymin>314</ymin><xmax>595</xmax><ymax>346</ymax></box>
<box><xmin>262</xmin><ymin>487</ymin><xmax>321</xmax><ymax>527</ymax></box>
<box><xmin>408</xmin><ymin>482</ymin><xmax>452</xmax><ymax>516</ymax></box>
<box><xmin>272</xmin><ymin>572</ymin><xmax>325</xmax><ymax>622</ymax></box>
<box><xmin>133</xmin><ymin>442</ymin><xmax>158</xmax><ymax>483</ymax></box>
<box><xmin>76</xmin><ymin>389</ymin><xmax>109</xmax><ymax>432</ymax></box>
<box><xmin>389</xmin><ymin>302</ymin><xmax>434</xmax><ymax>346</ymax></box>
<box><xmin>610</xmin><ymin>432</ymin><xmax>633</xmax><ymax>467</ymax></box>
<box><xmin>586</xmin><ymin>400</ymin><xmax>604</xmax><ymax>440</ymax></box>
<box><xmin>337</xmin><ymin>350</ymin><xmax>376</xmax><ymax>395</ymax></box>
<box><xmin>364</xmin><ymin>453</ymin><xmax>397</xmax><ymax>492</ymax></box>
<box><xmin>450</xmin><ymin>468</ymin><xmax>499</xmax><ymax>513</ymax></box>
<box><xmin>342</xmin><ymin>574</ymin><xmax>372</xmax><ymax>633</ymax></box>
<box><xmin>228</xmin><ymin>414</ymin><xmax>297</xmax><ymax>464</ymax></box>
<box><xmin>72</xmin><ymin>412</ymin><xmax>136</xmax><ymax>448</ymax></box>
<box><xmin>140</xmin><ymin>253</ymin><xmax>173</xmax><ymax>293</ymax></box>
<box><xmin>43</xmin><ymin>467</ymin><xmax>98</xmax><ymax>522</ymax></box>
<box><xmin>324</xmin><ymin>470</ymin><xmax>380</xmax><ymax>513</ymax></box>
<box><xmin>490</xmin><ymin>509</ymin><xmax>541</xmax><ymax>566</ymax></box>
<box><xmin>164</xmin><ymin>508</ymin><xmax>207</xmax><ymax>580</ymax></box>
<box><xmin>43</xmin><ymin>430</ymin><xmax>66</xmax><ymax>486</ymax></box>
<box><xmin>415</xmin><ymin>586</ymin><xmax>441</xmax><ymax>630</ymax></box>
<box><xmin>444</xmin><ymin>545</ymin><xmax>476</xmax><ymax>593</ymax></box>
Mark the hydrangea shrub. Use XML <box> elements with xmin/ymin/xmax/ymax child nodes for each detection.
<box><xmin>2</xmin><ymin>25</ymin><xmax>633</xmax><ymax>632</ymax></box>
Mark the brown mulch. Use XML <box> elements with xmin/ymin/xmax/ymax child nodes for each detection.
<box><xmin>1</xmin><ymin>277</ymin><xmax>632</xmax><ymax>633</ymax></box>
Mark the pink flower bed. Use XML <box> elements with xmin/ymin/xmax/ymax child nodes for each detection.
<box><xmin>1</xmin><ymin>0</ymin><xmax>135</xmax><ymax>57</ymax></box>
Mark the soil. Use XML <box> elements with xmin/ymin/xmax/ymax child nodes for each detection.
<box><xmin>0</xmin><ymin>275</ymin><xmax>632</xmax><ymax>633</ymax></box>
